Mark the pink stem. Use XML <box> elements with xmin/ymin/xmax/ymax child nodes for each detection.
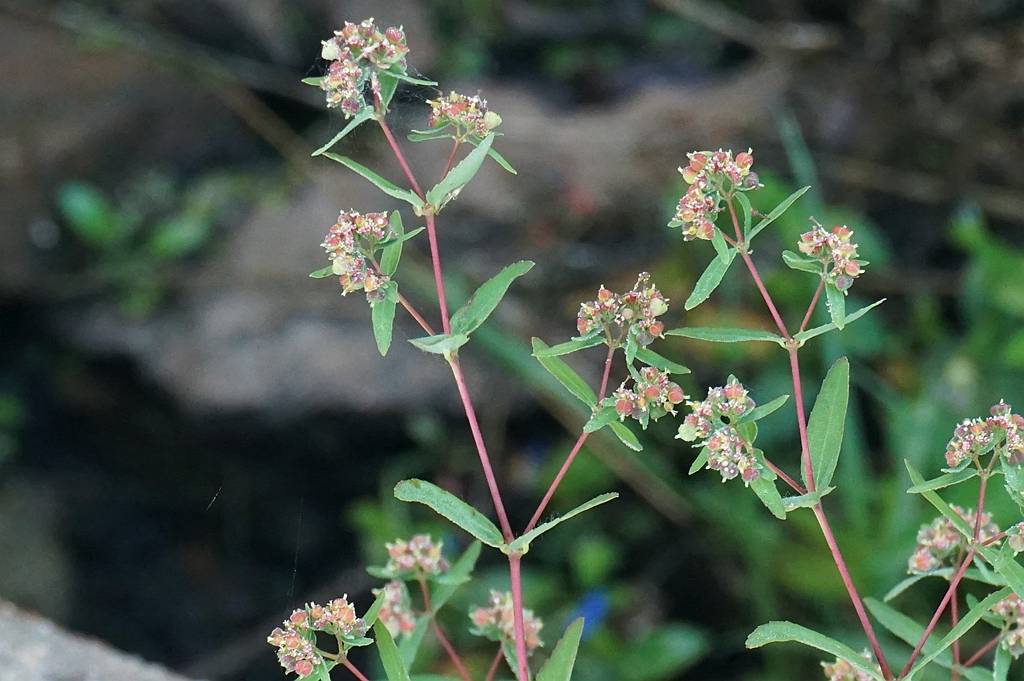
<box><xmin>763</xmin><ymin>456</ymin><xmax>805</xmax><ymax>495</ymax></box>
<box><xmin>397</xmin><ymin>292</ymin><xmax>437</xmax><ymax>336</ymax></box>
<box><xmin>418</xmin><ymin>578</ymin><xmax>472</xmax><ymax>681</ymax></box>
<box><xmin>340</xmin><ymin>658</ymin><xmax>372</xmax><ymax>681</ymax></box>
<box><xmin>484</xmin><ymin>647</ymin><xmax>504</xmax><ymax>681</ymax></box>
<box><xmin>425</xmin><ymin>213</ymin><xmax>451</xmax><ymax>333</ymax></box>
<box><xmin>375</xmin><ymin>111</ymin><xmax>424</xmax><ymax>198</ymax></box>
<box><xmin>963</xmin><ymin>634</ymin><xmax>1002</xmax><ymax>668</ymax></box>
<box><xmin>442</xmin><ymin>138</ymin><xmax>461</xmax><ymax>178</ymax></box>
<box><xmin>800</xmin><ymin>279</ymin><xmax>825</xmax><ymax>333</ymax></box>
<box><xmin>789</xmin><ymin>349</ymin><xmax>816</xmax><ymax>491</ymax></box>
<box><xmin>951</xmin><ymin>580</ymin><xmax>961</xmax><ymax>681</ymax></box>
<box><xmin>525</xmin><ymin>345</ymin><xmax>616</xmax><ymax>532</ymax></box>
<box><xmin>508</xmin><ymin>554</ymin><xmax>531</xmax><ymax>681</ymax></box>
<box><xmin>728</xmin><ymin>198</ymin><xmax>790</xmax><ymax>339</ymax></box>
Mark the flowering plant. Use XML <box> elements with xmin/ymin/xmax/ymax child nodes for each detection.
<box><xmin>274</xmin><ymin>16</ymin><xmax>1024</xmax><ymax>681</ymax></box>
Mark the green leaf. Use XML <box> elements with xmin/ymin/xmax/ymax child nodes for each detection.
<box><xmin>609</xmin><ymin>421</ymin><xmax>642</xmax><ymax>452</ymax></box>
<box><xmin>905</xmin><ymin>462</ymin><xmax>974</xmax><ymax>539</ymax></box>
<box><xmin>734</xmin><ymin>192</ymin><xmax>752</xmax><ymax>238</ymax></box>
<box><xmin>634</xmin><ymin>347</ymin><xmax>690</xmax><ymax>374</ymax></box>
<box><xmin>684</xmin><ymin>249</ymin><xmax>736</xmax><ymax>310</ymax></box>
<box><xmin>739</xmin><ymin>394</ymin><xmax>790</xmax><ymax>423</ymax></box>
<box><xmin>58</xmin><ymin>182</ymin><xmax>125</xmax><ymax>248</ymax></box>
<box><xmin>321</xmin><ymin>153</ymin><xmax>424</xmax><ymax>209</ymax></box>
<box><xmin>301</xmin><ymin>76</ymin><xmax>324</xmax><ymax>87</ymax></box>
<box><xmin>745</xmin><ymin>621</ymin><xmax>884</xmax><ymax>681</ymax></box>
<box><xmin>430</xmin><ymin>542</ymin><xmax>481</xmax><ymax>611</ymax></box>
<box><xmin>991</xmin><ymin>547</ymin><xmax>1024</xmax><ymax>602</ymax></box>
<box><xmin>393</xmin><ymin>479</ymin><xmax>505</xmax><ymax>548</ymax></box>
<box><xmin>426</xmin><ymin>133</ymin><xmax>495</xmax><ymax>210</ymax></box>
<box><xmin>532</xmin><ymin>338</ymin><xmax>597</xmax><ymax>406</ymax></box>
<box><xmin>907</xmin><ymin>468</ymin><xmax>979</xmax><ymax>494</ymax></box>
<box><xmin>825</xmin><ymin>283</ymin><xmax>846</xmax><ymax>330</ymax></box>
<box><xmin>375</xmin><ymin>620</ymin><xmax>413</xmax><ymax>681</ymax></box>
<box><xmin>312</xmin><ymin>109</ymin><xmax>375</xmax><ymax>156</ymax></box>
<box><xmin>804</xmin><ymin>357</ymin><xmax>849</xmax><ymax>491</ymax></box>
<box><xmin>148</xmin><ymin>215</ymin><xmax>210</xmax><ymax>258</ymax></box>
<box><xmin>467</xmin><ymin>135</ymin><xmax>518</xmax><ymax>174</ymax></box>
<box><xmin>583</xmin><ymin>406</ymin><xmax>619</xmax><ymax>433</ymax></box>
<box><xmin>782</xmin><ymin>486</ymin><xmax>834</xmax><ymax>512</ymax></box>
<box><xmin>363</xmin><ymin>588</ymin><xmax>387</xmax><ymax>628</ymax></box>
<box><xmin>994</xmin><ymin>645</ymin><xmax>1010</xmax><ymax>681</ymax></box>
<box><xmin>748</xmin><ymin>186</ymin><xmax>811</xmax><ymax>240</ymax></box>
<box><xmin>380</xmin><ymin>212</ymin><xmax>405</xmax><ymax>276</ymax></box>
<box><xmin>882</xmin><ymin>568</ymin><xmax>1005</xmax><ymax>602</ymax></box>
<box><xmin>534</xmin><ymin>336</ymin><xmax>605</xmax><ymax>357</ymax></box>
<box><xmin>408</xmin><ymin>333</ymin><xmax>470</xmax><ymax>355</ymax></box>
<box><xmin>711</xmin><ymin>227</ymin><xmax>731</xmax><ymax>264</ymax></box>
<box><xmin>537</xmin><ymin>618</ymin><xmax>585</xmax><ymax>681</ymax></box>
<box><xmin>782</xmin><ymin>250</ymin><xmax>823</xmax><ymax>274</ymax></box>
<box><xmin>794</xmin><ymin>299</ymin><xmax>886</xmax><ymax>343</ymax></box>
<box><xmin>309</xmin><ymin>265</ymin><xmax>334</xmax><ymax>278</ymax></box>
<box><xmin>908</xmin><ymin>587</ymin><xmax>1013</xmax><ymax>677</ymax></box>
<box><xmin>666</xmin><ymin>326</ymin><xmax>785</xmax><ymax>345</ymax></box>
<box><xmin>688</xmin><ymin>447</ymin><xmax>709</xmax><ymax>475</ymax></box>
<box><xmin>372</xmin><ymin>282</ymin><xmax>398</xmax><ymax>356</ymax></box>
<box><xmin>408</xmin><ymin>127</ymin><xmax>453</xmax><ymax>142</ymax></box>
<box><xmin>377</xmin><ymin>71</ymin><xmax>399</xmax><ymax>110</ymax></box>
<box><xmin>508</xmin><ymin>493</ymin><xmax>618</xmax><ymax>554</ymax></box>
<box><xmin>617</xmin><ymin>624</ymin><xmax>707</xmax><ymax>681</ymax></box>
<box><xmin>391</xmin><ymin>72</ymin><xmax>437</xmax><ymax>86</ymax></box>
<box><xmin>750</xmin><ymin>475</ymin><xmax>787</xmax><ymax>520</ymax></box>
<box><xmin>450</xmin><ymin>261</ymin><xmax>535</xmax><ymax>336</ymax></box>
<box><xmin>398</xmin><ymin>617</ymin><xmax>429</xmax><ymax>670</ymax></box>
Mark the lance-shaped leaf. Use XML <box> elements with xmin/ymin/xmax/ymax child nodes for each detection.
<box><xmin>738</xmin><ymin>394</ymin><xmax>790</xmax><ymax>423</ymax></box>
<box><xmin>905</xmin><ymin>462</ymin><xmax>974</xmax><ymax>538</ymax></box>
<box><xmin>322</xmin><ymin>153</ymin><xmax>424</xmax><ymax>209</ymax></box>
<box><xmin>609</xmin><ymin>421</ymin><xmax>643</xmax><ymax>452</ymax></box>
<box><xmin>688</xmin><ymin>446</ymin><xmax>709</xmax><ymax>475</ymax></box>
<box><xmin>746</xmin><ymin>621</ymin><xmax>884</xmax><ymax>681</ymax></box>
<box><xmin>532</xmin><ymin>338</ymin><xmax>597</xmax><ymax>406</ymax></box>
<box><xmin>390</xmin><ymin>72</ymin><xmax>437</xmax><ymax>86</ymax></box>
<box><xmin>711</xmin><ymin>227</ymin><xmax>731</xmax><ymax>264</ymax></box>
<box><xmin>399</xmin><ymin>619</ymin><xmax>430</xmax><ymax>670</ymax></box>
<box><xmin>312</xmin><ymin>109</ymin><xmax>375</xmax><ymax>156</ymax></box>
<box><xmin>534</xmin><ymin>336</ymin><xmax>606</xmax><ymax>357</ymax></box>
<box><xmin>426</xmin><ymin>133</ymin><xmax>495</xmax><ymax>210</ymax></box>
<box><xmin>380</xmin><ymin>212</ymin><xmax>409</xmax><ymax>276</ymax></box>
<box><xmin>375</xmin><ymin>620</ymin><xmax>413</xmax><ymax>681</ymax></box>
<box><xmin>907</xmin><ymin>468</ymin><xmax>979</xmax><ymax>494</ymax></box>
<box><xmin>371</xmin><ymin>282</ymin><xmax>398</xmax><ymax>356</ymax></box>
<box><xmin>667</xmin><ymin>326</ymin><xmax>785</xmax><ymax>345</ymax></box>
<box><xmin>684</xmin><ymin>249</ymin><xmax>736</xmax><ymax>310</ymax></box>
<box><xmin>537</xmin><ymin>618</ymin><xmax>585</xmax><ymax>681</ymax></box>
<box><xmin>363</xmin><ymin>588</ymin><xmax>388</xmax><ymax>628</ymax></box>
<box><xmin>301</xmin><ymin>76</ymin><xmax>324</xmax><ymax>87</ymax></box>
<box><xmin>508</xmin><ymin>493</ymin><xmax>618</xmax><ymax>554</ymax></box>
<box><xmin>825</xmin><ymin>283</ymin><xmax>846</xmax><ymax>330</ymax></box>
<box><xmin>908</xmin><ymin>587</ymin><xmax>1013</xmax><ymax>677</ymax></box>
<box><xmin>467</xmin><ymin>135</ymin><xmax>517</xmax><ymax>174</ymax></box>
<box><xmin>882</xmin><ymin>568</ymin><xmax>1004</xmax><ymax>603</ymax></box>
<box><xmin>734</xmin><ymin>192</ymin><xmax>753</xmax><ymax>238</ymax></box>
<box><xmin>994</xmin><ymin>645</ymin><xmax>1010</xmax><ymax>681</ymax></box>
<box><xmin>583</xmin><ymin>406</ymin><xmax>619</xmax><ymax>433</ymax></box>
<box><xmin>804</xmin><ymin>357</ymin><xmax>849</xmax><ymax>491</ymax></box>
<box><xmin>750</xmin><ymin>473</ymin><xmax>787</xmax><ymax>520</ymax></box>
<box><xmin>748</xmin><ymin>186</ymin><xmax>811</xmax><ymax>240</ymax></box>
<box><xmin>782</xmin><ymin>250</ymin><xmax>823</xmax><ymax>274</ymax></box>
<box><xmin>634</xmin><ymin>347</ymin><xmax>690</xmax><ymax>374</ymax></box>
<box><xmin>409</xmin><ymin>333</ymin><xmax>469</xmax><ymax>356</ymax></box>
<box><xmin>309</xmin><ymin>265</ymin><xmax>334</xmax><ymax>278</ymax></box>
<box><xmin>990</xmin><ymin>546</ymin><xmax>1024</xmax><ymax>603</ymax></box>
<box><xmin>782</xmin><ymin>486</ymin><xmax>834</xmax><ymax>512</ymax></box>
<box><xmin>393</xmin><ymin>479</ymin><xmax>505</xmax><ymax>548</ymax></box>
<box><xmin>795</xmin><ymin>299</ymin><xmax>886</xmax><ymax>343</ymax></box>
<box><xmin>450</xmin><ymin>261</ymin><xmax>535</xmax><ymax>336</ymax></box>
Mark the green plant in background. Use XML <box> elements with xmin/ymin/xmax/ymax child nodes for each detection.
<box><xmin>267</xmin><ymin>15</ymin><xmax>1024</xmax><ymax>681</ymax></box>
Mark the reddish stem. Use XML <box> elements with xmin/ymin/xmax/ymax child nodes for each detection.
<box><xmin>340</xmin><ymin>658</ymin><xmax>372</xmax><ymax>681</ymax></box>
<box><xmin>525</xmin><ymin>345</ymin><xmax>616</xmax><ymax>532</ymax></box>
<box><xmin>963</xmin><ymin>633</ymin><xmax>1002</xmax><ymax>668</ymax></box>
<box><xmin>425</xmin><ymin>213</ymin><xmax>452</xmax><ymax>333</ymax></box>
<box><xmin>442</xmin><ymin>138</ymin><xmax>461</xmax><ymax>178</ymax></box>
<box><xmin>375</xmin><ymin>112</ymin><xmax>424</xmax><ymax>198</ymax></box>
<box><xmin>763</xmin><ymin>456</ymin><xmax>805</xmax><ymax>495</ymax></box>
<box><xmin>800</xmin><ymin>279</ymin><xmax>825</xmax><ymax>333</ymax></box>
<box><xmin>397</xmin><ymin>292</ymin><xmax>437</xmax><ymax>336</ymax></box>
<box><xmin>484</xmin><ymin>647</ymin><xmax>504</xmax><ymax>681</ymax></box>
<box><xmin>418</xmin><ymin>578</ymin><xmax>472</xmax><ymax>681</ymax></box>
<box><xmin>728</xmin><ymin>199</ymin><xmax>790</xmax><ymax>338</ymax></box>
<box><xmin>951</xmin><ymin>579</ymin><xmax>961</xmax><ymax>681</ymax></box>
<box><xmin>508</xmin><ymin>554</ymin><xmax>531</xmax><ymax>681</ymax></box>
<box><xmin>788</xmin><ymin>349</ymin><xmax>816</xmax><ymax>492</ymax></box>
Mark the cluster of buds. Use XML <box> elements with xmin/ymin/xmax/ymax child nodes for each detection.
<box><xmin>373</xmin><ymin>580</ymin><xmax>417</xmax><ymax>639</ymax></box>
<box><xmin>320</xmin><ymin>18</ymin><xmax>409</xmax><ymax>115</ymax></box>
<box><xmin>469</xmin><ymin>590</ymin><xmax>543</xmax><ymax>654</ymax></box>
<box><xmin>267</xmin><ymin>597</ymin><xmax>367</xmax><ymax>677</ymax></box>
<box><xmin>1008</xmin><ymin>522</ymin><xmax>1024</xmax><ymax>554</ymax></box>
<box><xmin>670</xmin><ymin>149</ymin><xmax>758</xmax><ymax>241</ymax></box>
<box><xmin>320</xmin><ymin>210</ymin><xmax>394</xmax><ymax>302</ymax></box>
<box><xmin>907</xmin><ymin>506</ymin><xmax>1000</xmax><ymax>574</ymax></box>
<box><xmin>612</xmin><ymin>367</ymin><xmax>686</xmax><ymax>428</ymax></box>
<box><xmin>945</xmin><ymin>401</ymin><xmax>1024</xmax><ymax>468</ymax></box>
<box><xmin>385</xmin><ymin>534</ymin><xmax>448</xmax><ymax>577</ymax></box>
<box><xmin>576</xmin><ymin>273</ymin><xmax>668</xmax><ymax>346</ymax></box>
<box><xmin>821</xmin><ymin>650</ymin><xmax>881</xmax><ymax>681</ymax></box>
<box><xmin>797</xmin><ymin>224</ymin><xmax>866</xmax><ymax>292</ymax></box>
<box><xmin>427</xmin><ymin>91</ymin><xmax>502</xmax><ymax>139</ymax></box>
<box><xmin>992</xmin><ymin>594</ymin><xmax>1024</xmax><ymax>657</ymax></box>
<box><xmin>677</xmin><ymin>378</ymin><xmax>760</xmax><ymax>483</ymax></box>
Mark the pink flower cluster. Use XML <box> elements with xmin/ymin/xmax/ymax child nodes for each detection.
<box><xmin>576</xmin><ymin>273</ymin><xmax>669</xmax><ymax>346</ymax></box>
<box><xmin>319</xmin><ymin>18</ymin><xmax>409</xmax><ymax>115</ymax></box>
<box><xmin>428</xmin><ymin>91</ymin><xmax>502</xmax><ymax>139</ymax></box>
<box><xmin>797</xmin><ymin>225</ymin><xmax>865</xmax><ymax>292</ymax></box>
<box><xmin>385</xmin><ymin>534</ymin><xmax>448</xmax><ymax>576</ymax></box>
<box><xmin>469</xmin><ymin>590</ymin><xmax>543</xmax><ymax>654</ymax></box>
<box><xmin>612</xmin><ymin>366</ymin><xmax>686</xmax><ymax>427</ymax></box>
<box><xmin>677</xmin><ymin>378</ymin><xmax>760</xmax><ymax>483</ymax></box>
<box><xmin>373</xmin><ymin>580</ymin><xmax>417</xmax><ymax>639</ymax></box>
<box><xmin>267</xmin><ymin>597</ymin><xmax>367</xmax><ymax>677</ymax></box>
<box><xmin>670</xmin><ymin>149</ymin><xmax>757</xmax><ymax>241</ymax></box>
<box><xmin>320</xmin><ymin>210</ymin><xmax>393</xmax><ymax>301</ymax></box>
<box><xmin>821</xmin><ymin>650</ymin><xmax>881</xmax><ymax>681</ymax></box>
<box><xmin>944</xmin><ymin>401</ymin><xmax>1024</xmax><ymax>468</ymax></box>
<box><xmin>992</xmin><ymin>594</ymin><xmax>1024</xmax><ymax>658</ymax></box>
<box><xmin>1009</xmin><ymin>521</ymin><xmax>1024</xmax><ymax>554</ymax></box>
<box><xmin>907</xmin><ymin>506</ymin><xmax>999</xmax><ymax>574</ymax></box>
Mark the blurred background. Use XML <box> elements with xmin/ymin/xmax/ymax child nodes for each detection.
<box><xmin>2</xmin><ymin>0</ymin><xmax>1024</xmax><ymax>679</ymax></box>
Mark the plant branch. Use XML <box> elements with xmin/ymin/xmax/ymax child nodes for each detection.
<box><xmin>340</xmin><ymin>658</ymin><xmax>372</xmax><ymax>681</ymax></box>
<box><xmin>727</xmin><ymin>199</ymin><xmax>790</xmax><ymax>339</ymax></box>
<box><xmin>417</xmin><ymin>578</ymin><xmax>472</xmax><ymax>681</ymax></box>
<box><xmin>508</xmin><ymin>555</ymin><xmax>531</xmax><ymax>681</ymax></box>
<box><xmin>484</xmin><ymin>647</ymin><xmax>504</xmax><ymax>681</ymax></box>
<box><xmin>800</xmin><ymin>279</ymin><xmax>825</xmax><ymax>333</ymax></box>
<box><xmin>763</xmin><ymin>456</ymin><xmax>805</xmax><ymax>495</ymax></box>
<box><xmin>962</xmin><ymin>633</ymin><xmax>1003</xmax><ymax>668</ymax></box>
<box><xmin>442</xmin><ymin>138</ymin><xmax>461</xmax><ymax>178</ymax></box>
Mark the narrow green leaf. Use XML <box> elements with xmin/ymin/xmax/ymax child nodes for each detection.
<box><xmin>372</xmin><ymin>283</ymin><xmax>398</xmax><ymax>356</ymax></box>
<box><xmin>375</xmin><ymin>620</ymin><xmax>413</xmax><ymax>681</ymax></box>
<box><xmin>312</xmin><ymin>109</ymin><xmax>374</xmax><ymax>156</ymax></box>
<box><xmin>782</xmin><ymin>250</ymin><xmax>823</xmax><ymax>274</ymax></box>
<box><xmin>734</xmin><ymin>192</ymin><xmax>752</xmax><ymax>238</ymax></box>
<box><xmin>907</xmin><ymin>468</ymin><xmax>979</xmax><ymax>494</ymax></box>
<box><xmin>408</xmin><ymin>127</ymin><xmax>453</xmax><ymax>142</ymax></box>
<box><xmin>363</xmin><ymin>588</ymin><xmax>388</xmax><ymax>628</ymax></box>
<box><xmin>825</xmin><ymin>283</ymin><xmax>846</xmax><ymax>330</ymax></box>
<box><xmin>782</xmin><ymin>486</ymin><xmax>834</xmax><ymax>512</ymax></box>
<box><xmin>991</xmin><ymin>547</ymin><xmax>1024</xmax><ymax>602</ymax></box>
<box><xmin>450</xmin><ymin>261</ymin><xmax>535</xmax><ymax>336</ymax></box>
<box><xmin>795</xmin><ymin>299</ymin><xmax>886</xmax><ymax>343</ymax></box>
<box><xmin>534</xmin><ymin>336</ymin><xmax>605</xmax><ymax>357</ymax></box>
<box><xmin>393</xmin><ymin>479</ymin><xmax>505</xmax><ymax>548</ymax></box>
<box><xmin>408</xmin><ymin>333</ymin><xmax>470</xmax><ymax>355</ymax></box>
<box><xmin>537</xmin><ymin>618</ymin><xmax>585</xmax><ymax>681</ymax></box>
<box><xmin>711</xmin><ymin>227</ymin><xmax>730</xmax><ymax>264</ymax></box>
<box><xmin>609</xmin><ymin>421</ymin><xmax>642</xmax><ymax>452</ymax></box>
<box><xmin>301</xmin><ymin>76</ymin><xmax>324</xmax><ymax>87</ymax></box>
<box><xmin>994</xmin><ymin>645</ymin><xmax>1010</xmax><ymax>681</ymax></box>
<box><xmin>321</xmin><ymin>153</ymin><xmax>423</xmax><ymax>208</ymax></box>
<box><xmin>740</xmin><ymin>394</ymin><xmax>790</xmax><ymax>423</ymax></box>
<box><xmin>380</xmin><ymin>211</ymin><xmax>405</xmax><ymax>276</ymax></box>
<box><xmin>688</xmin><ymin>447</ymin><xmax>709</xmax><ymax>475</ymax></box>
<box><xmin>467</xmin><ymin>135</ymin><xmax>518</xmax><ymax>174</ymax></box>
<box><xmin>666</xmin><ymin>326</ymin><xmax>785</xmax><ymax>345</ymax></box>
<box><xmin>633</xmin><ymin>347</ymin><xmax>689</xmax><ymax>374</ymax></box>
<box><xmin>748</xmin><ymin>186</ymin><xmax>811</xmax><ymax>240</ymax></box>
<box><xmin>377</xmin><ymin>71</ymin><xmax>399</xmax><ymax>110</ymax></box>
<box><xmin>391</xmin><ymin>72</ymin><xmax>437</xmax><ymax>86</ymax></box>
<box><xmin>426</xmin><ymin>133</ymin><xmax>494</xmax><ymax>209</ymax></box>
<box><xmin>398</xmin><ymin>617</ymin><xmax>430</xmax><ymax>670</ymax></box>
<box><xmin>906</xmin><ymin>461</ymin><xmax>974</xmax><ymax>538</ymax></box>
<box><xmin>745</xmin><ymin>621</ymin><xmax>884</xmax><ymax>681</ymax></box>
<box><xmin>309</xmin><ymin>265</ymin><xmax>334</xmax><ymax>278</ymax></box>
<box><xmin>508</xmin><ymin>493</ymin><xmax>618</xmax><ymax>553</ymax></box>
<box><xmin>882</xmin><ymin>568</ymin><xmax>1005</xmax><ymax>603</ymax></box>
<box><xmin>431</xmin><ymin>542</ymin><xmax>481</xmax><ymax>611</ymax></box>
<box><xmin>805</xmin><ymin>357</ymin><xmax>849</xmax><ymax>491</ymax></box>
<box><xmin>909</xmin><ymin>587</ymin><xmax>1013</xmax><ymax>677</ymax></box>
<box><xmin>750</xmin><ymin>475</ymin><xmax>787</xmax><ymax>520</ymax></box>
<box><xmin>532</xmin><ymin>338</ymin><xmax>597</xmax><ymax>406</ymax></box>
<box><xmin>684</xmin><ymin>250</ymin><xmax>735</xmax><ymax>310</ymax></box>
<box><xmin>583</xmin><ymin>406</ymin><xmax>619</xmax><ymax>433</ymax></box>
